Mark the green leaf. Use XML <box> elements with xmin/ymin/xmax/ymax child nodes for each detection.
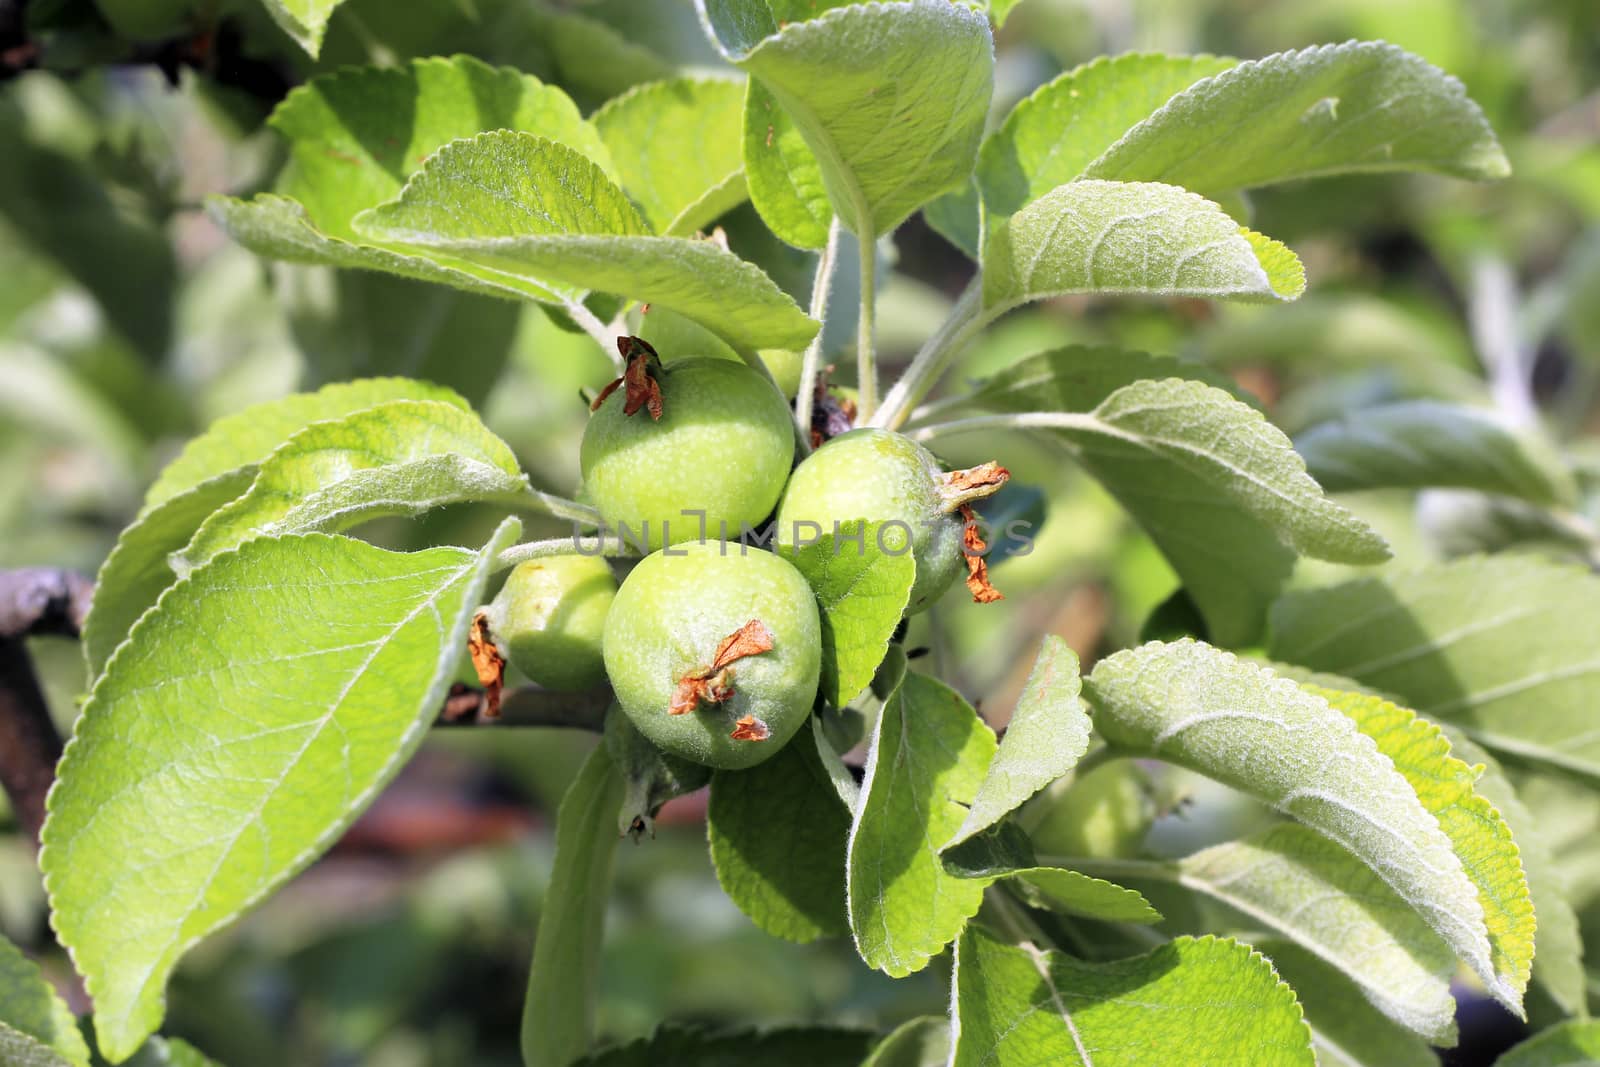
<box><xmin>518</xmin><ymin>4</ymin><xmax>677</xmax><ymax>107</ymax></box>
<box><xmin>1173</xmin><ymin>825</ymin><xmax>1458</xmax><ymax>1040</ymax></box>
<box><xmin>0</xmin><ymin>936</ymin><xmax>90</xmax><ymax>1067</ymax></box>
<box><xmin>1085</xmin><ymin>640</ymin><xmax>1500</xmax><ymax>1010</ymax></box>
<box><xmin>945</xmin><ymin>637</ymin><xmax>1088</xmax><ymax>848</ymax></box>
<box><xmin>942</xmin><ymin>360</ymin><xmax>1389</xmax><ymax>645</ymax></box>
<box><xmin>943</xmin><ymin>825</ymin><xmax>1162</xmax><ymax>924</ymax></box>
<box><xmin>922</xmin><ymin>180</ymin><xmax>980</xmax><ymax>260</ymax></box>
<box><xmin>708</xmin><ymin>729</ymin><xmax>852</xmax><ymax>942</ymax></box>
<box><xmin>41</xmin><ymin>520</ymin><xmax>521</xmax><ymax>1061</ymax></box>
<box><xmin>1444</xmin><ymin>729</ymin><xmax>1588</xmax><ymax>1019</ymax></box>
<box><xmin>1296</xmin><ymin>402</ymin><xmax>1576</xmax><ymax>506</ymax></box>
<box><xmin>981</xmin><ymin>181</ymin><xmax>1304</xmax><ymax>313</ymax></box>
<box><xmin>260</xmin><ymin>0</ymin><xmax>346</xmax><ymax>56</ymax></box>
<box><xmin>212</xmin><ymin>55</ymin><xmax>611</xmax><ymax>300</ymax></box>
<box><xmin>574</xmin><ymin>1023</ymin><xmax>876</xmax><ymax>1066</ymax></box>
<box><xmin>85</xmin><ymin>379</ymin><xmax>464</xmax><ymax>678</ymax></box>
<box><xmin>704</xmin><ymin>0</ymin><xmax>994</xmax><ymax>237</ymax></box>
<box><xmin>848</xmin><ymin>671</ymin><xmax>996</xmax><ymax>976</ymax></box>
<box><xmin>356</xmin><ymin>132</ymin><xmax>819</xmax><ymax>353</ymax></box>
<box><xmin>120</xmin><ymin>1037</ymin><xmax>221</xmax><ymax>1067</ymax></box>
<box><xmin>1494</xmin><ymin>1021</ymin><xmax>1600</xmax><ymax>1066</ymax></box>
<box><xmin>1083</xmin><ymin>41</ymin><xmax>1510</xmax><ymax>198</ymax></box>
<box><xmin>743</xmin><ymin>79</ymin><xmax>834</xmax><ymax>249</ymax></box>
<box><xmin>594</xmin><ymin>77</ymin><xmax>749</xmax><ymax>236</ymax></box>
<box><xmin>1310</xmin><ymin>685</ymin><xmax>1534</xmax><ymax>1012</ymax></box>
<box><xmin>779</xmin><ymin>521</ymin><xmax>916</xmax><ymax>708</ymax></box>
<box><xmin>978</xmin><ymin>53</ymin><xmax>1237</xmax><ymax>218</ymax></box>
<box><xmin>952</xmin><ymin>926</ymin><xmax>1314</xmax><ymax>1066</ymax></box>
<box><xmin>863</xmin><ymin>1017</ymin><xmax>950</xmax><ymax>1067</ymax></box>
<box><xmin>523</xmin><ymin>744</ymin><xmax>625</xmax><ymax>1067</ymax></box>
<box><xmin>1268</xmin><ymin>555</ymin><xmax>1600</xmax><ymax>785</ymax></box>
<box><xmin>175</xmin><ymin>400</ymin><xmax>530</xmax><ymax>571</ymax></box>
<box><xmin>1252</xmin><ymin>938</ymin><xmax>1439</xmax><ymax>1067</ymax></box>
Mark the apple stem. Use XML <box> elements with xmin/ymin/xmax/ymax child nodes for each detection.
<box><xmin>856</xmin><ymin>229</ymin><xmax>878</xmax><ymax>422</ymax></box>
<box><xmin>795</xmin><ymin>219</ymin><xmax>844</xmax><ymax>448</ymax></box>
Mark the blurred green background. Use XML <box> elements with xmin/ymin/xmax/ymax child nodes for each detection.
<box><xmin>2</xmin><ymin>0</ymin><xmax>1597</xmax><ymax>1063</ymax></box>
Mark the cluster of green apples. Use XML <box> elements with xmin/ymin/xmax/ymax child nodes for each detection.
<box><xmin>481</xmin><ymin>344</ymin><xmax>1001</xmax><ymax>771</ymax></box>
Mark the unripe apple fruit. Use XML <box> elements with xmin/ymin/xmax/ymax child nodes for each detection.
<box><xmin>486</xmin><ymin>555</ymin><xmax>616</xmax><ymax>690</ymax></box>
<box><xmin>581</xmin><ymin>357</ymin><xmax>795</xmax><ymax>548</ymax></box>
<box><xmin>603</xmin><ymin>542</ymin><xmax>821</xmax><ymax>770</ymax></box>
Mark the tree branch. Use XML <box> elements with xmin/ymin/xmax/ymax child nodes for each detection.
<box><xmin>435</xmin><ymin>682</ymin><xmax>611</xmax><ymax>731</ymax></box>
<box><xmin>0</xmin><ymin>568</ymin><xmax>92</xmax><ymax>846</ymax></box>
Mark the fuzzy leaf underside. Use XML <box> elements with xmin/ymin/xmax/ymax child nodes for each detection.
<box><xmin>1085</xmin><ymin>639</ymin><xmax>1501</xmax><ymax>1011</ymax></box>
<box><xmin>1083</xmin><ymin>41</ymin><xmax>1510</xmax><ymax>197</ymax></box>
<box><xmin>946</xmin><ymin>636</ymin><xmax>1089</xmax><ymax>847</ymax></box>
<box><xmin>1310</xmin><ymin>685</ymin><xmax>1535</xmax><ymax>1011</ymax></box>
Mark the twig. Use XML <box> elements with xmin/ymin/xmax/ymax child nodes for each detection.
<box><xmin>435</xmin><ymin>683</ymin><xmax>611</xmax><ymax>731</ymax></box>
<box><xmin>563</xmin><ymin>299</ymin><xmax>628</xmax><ymax>374</ymax></box>
<box><xmin>794</xmin><ymin>220</ymin><xmax>844</xmax><ymax>443</ymax></box>
<box><xmin>856</xmin><ymin>230</ymin><xmax>879</xmax><ymax>421</ymax></box>
<box><xmin>0</xmin><ymin>568</ymin><xmax>92</xmax><ymax>846</ymax></box>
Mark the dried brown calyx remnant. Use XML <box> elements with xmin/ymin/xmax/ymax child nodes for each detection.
<box><xmin>669</xmin><ymin>620</ymin><xmax>777</xmax><ymax>741</ymax></box>
<box><xmin>958</xmin><ymin>504</ymin><xmax>1004</xmax><ymax>604</ymax></box>
<box><xmin>936</xmin><ymin>461</ymin><xmax>1011</xmax><ymax>513</ymax></box>
<box><xmin>730</xmin><ymin>716</ymin><xmax>772</xmax><ymax>741</ymax></box>
<box><xmin>466</xmin><ymin>611</ymin><xmax>506</xmax><ymax>720</ymax></box>
<box><xmin>591</xmin><ymin>336</ymin><xmax>664</xmax><ymax>420</ymax></box>
<box><xmin>809</xmin><ymin>365</ymin><xmax>858</xmax><ymax>448</ymax></box>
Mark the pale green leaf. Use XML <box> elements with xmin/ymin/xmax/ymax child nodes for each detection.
<box><xmin>863</xmin><ymin>1017</ymin><xmax>949</xmax><ymax>1067</ymax></box>
<box><xmin>146</xmin><ymin>379</ymin><xmax>467</xmax><ymax>509</ymax></box>
<box><xmin>945</xmin><ymin>364</ymin><xmax>1388</xmax><ymax>645</ymax></box>
<box><xmin>519</xmin><ymin>5</ymin><xmax>676</xmax><ymax>107</ymax></box>
<box><xmin>946</xmin><ymin>636</ymin><xmax>1088</xmax><ymax>848</ymax></box>
<box><xmin>1268</xmin><ymin>555</ymin><xmax>1600</xmax><ymax>785</ymax></box>
<box><xmin>1296</xmin><ymin>402</ymin><xmax>1576</xmax><ymax>506</ymax></box>
<box><xmin>1444</xmin><ymin>729</ymin><xmax>1588</xmax><ymax>1019</ymax></box>
<box><xmin>355</xmin><ymin>132</ymin><xmax>819</xmax><ymax>352</ymax></box>
<box><xmin>952</xmin><ymin>926</ymin><xmax>1314</xmax><ymax>1066</ymax></box>
<box><xmin>709</xmin><ymin>730</ymin><xmax>851</xmax><ymax>942</ymax></box>
<box><xmin>848</xmin><ymin>671</ymin><xmax>996</xmax><ymax>977</ymax></box>
<box><xmin>1495</xmin><ymin>1021</ymin><xmax>1600</xmax><ymax>1067</ymax></box>
<box><xmin>1311</xmin><ymin>685</ymin><xmax>1534</xmax><ymax>1011</ymax></box>
<box><xmin>41</xmin><ymin>520</ymin><xmax>521</xmax><ymax>1061</ymax></box>
<box><xmin>523</xmin><ymin>744</ymin><xmax>624</xmax><ymax>1067</ymax></box>
<box><xmin>1085</xmin><ymin>640</ymin><xmax>1499</xmax><ymax>1009</ymax></box>
<box><xmin>704</xmin><ymin>0</ymin><xmax>994</xmax><ymax>237</ymax></box>
<box><xmin>176</xmin><ymin>400</ymin><xmax>530</xmax><ymax>571</ymax></box>
<box><xmin>942</xmin><ymin>824</ymin><xmax>1162</xmax><ymax>924</ymax></box>
<box><xmin>978</xmin><ymin>53</ymin><xmax>1237</xmax><ymax>218</ymax></box>
<box><xmin>261</xmin><ymin>0</ymin><xmax>345</xmax><ymax>56</ymax></box>
<box><xmin>83</xmin><ymin>470</ymin><xmax>255</xmax><ymax>684</ymax></box>
<box><xmin>122</xmin><ymin>1036</ymin><xmax>221</xmax><ymax>1067</ymax></box>
<box><xmin>779</xmin><ymin>521</ymin><xmax>916</xmax><ymax>708</ymax></box>
<box><xmin>0</xmin><ymin>936</ymin><xmax>89</xmax><ymax>1067</ymax></box>
<box><xmin>743</xmin><ymin>78</ymin><xmax>834</xmax><ymax>249</ymax></box>
<box><xmin>987</xmin><ymin>0</ymin><xmax>1023</xmax><ymax>26</ymax></box>
<box><xmin>212</xmin><ymin>55</ymin><xmax>611</xmax><ymax>300</ymax></box>
<box><xmin>208</xmin><ymin>195</ymin><xmax>567</xmax><ymax>304</ymax></box>
<box><xmin>86</xmin><ymin>379</ymin><xmax>465</xmax><ymax>678</ymax></box>
<box><xmin>594</xmin><ymin>77</ymin><xmax>749</xmax><ymax>236</ymax></box>
<box><xmin>1175</xmin><ymin>825</ymin><xmax>1458</xmax><ymax>1040</ymax></box>
<box><xmin>981</xmin><ymin>181</ymin><xmax>1304</xmax><ymax>313</ymax></box>
<box><xmin>1252</xmin><ymin>938</ymin><xmax>1439</xmax><ymax>1067</ymax></box>
<box><xmin>272</xmin><ymin>56</ymin><xmax>613</xmax><ymax>242</ymax></box>
<box><xmin>1084</xmin><ymin>41</ymin><xmax>1510</xmax><ymax>198</ymax></box>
